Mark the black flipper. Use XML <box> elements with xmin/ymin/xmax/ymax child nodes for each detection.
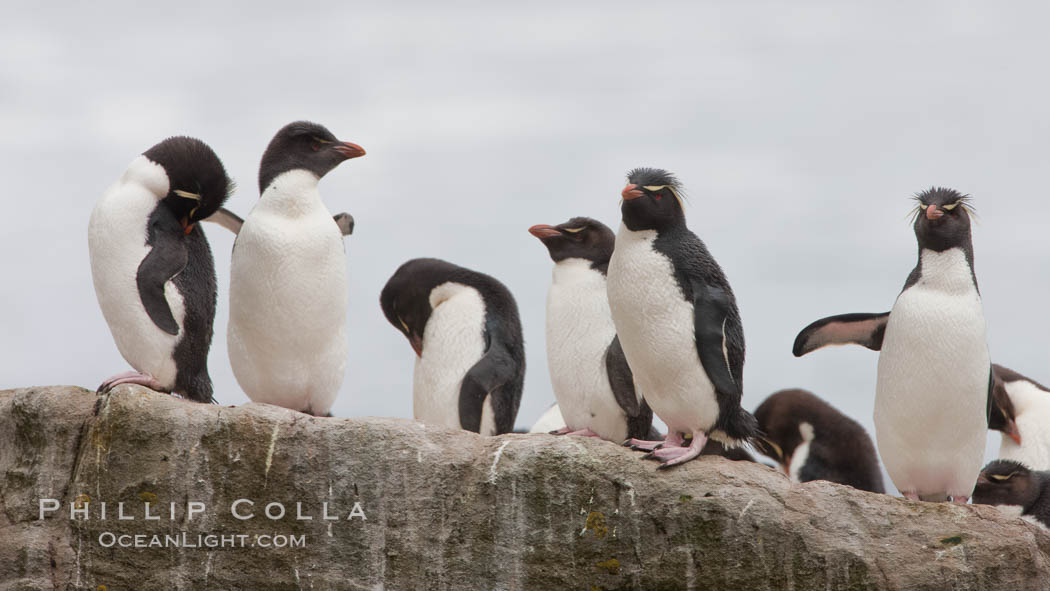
<box><xmin>605</xmin><ymin>335</ymin><xmax>655</xmax><ymax>440</ymax></box>
<box><xmin>136</xmin><ymin>206</ymin><xmax>188</xmax><ymax>336</ymax></box>
<box><xmin>792</xmin><ymin>312</ymin><xmax>890</xmax><ymax>357</ymax></box>
<box><xmin>459</xmin><ymin>342</ymin><xmax>519</xmax><ymax>435</ymax></box>
<box><xmin>203</xmin><ymin>206</ymin><xmax>244</xmax><ymax>234</ymax></box>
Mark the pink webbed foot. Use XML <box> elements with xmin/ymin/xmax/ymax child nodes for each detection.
<box><xmin>624</xmin><ymin>432</ymin><xmax>684</xmax><ymax>452</ymax></box>
<box><xmin>950</xmin><ymin>495</ymin><xmax>969</xmax><ymax>505</ymax></box>
<box><xmin>901</xmin><ymin>491</ymin><xmax>920</xmax><ymax>501</ymax></box>
<box><xmin>650</xmin><ymin>431</ymin><xmax>708</xmax><ymax>470</ymax></box>
<box><xmin>97</xmin><ymin>371</ymin><xmax>169</xmax><ymax>394</ymax></box>
<box><xmin>565</xmin><ymin>428</ymin><xmax>602</xmax><ymax>438</ymax></box>
<box><xmin>550</xmin><ymin>426</ymin><xmax>574</xmax><ymax>435</ymax></box>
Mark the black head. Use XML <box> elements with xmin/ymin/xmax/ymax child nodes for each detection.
<box><xmin>988</xmin><ymin>364</ymin><xmax>1022</xmax><ymax>446</ymax></box>
<box><xmin>973</xmin><ymin>459</ymin><xmax>1041</xmax><ymax>510</ymax></box>
<box><xmin>619</xmin><ymin>168</ymin><xmax>686</xmax><ymax>232</ymax></box>
<box><xmin>528</xmin><ymin>216</ymin><xmax>615</xmax><ymax>268</ymax></box>
<box><xmin>912</xmin><ymin>187</ymin><xmax>975</xmax><ymax>253</ymax></box>
<box><xmin>752</xmin><ymin>389</ymin><xmax>823</xmax><ymax>468</ymax></box>
<box><xmin>380</xmin><ymin>258</ymin><xmax>461</xmax><ymax>357</ymax></box>
<box><xmin>258</xmin><ymin>121</ymin><xmax>365</xmax><ymax>193</ymax></box>
<box><xmin>143</xmin><ymin>136</ymin><xmax>233</xmax><ymax>231</ymax></box>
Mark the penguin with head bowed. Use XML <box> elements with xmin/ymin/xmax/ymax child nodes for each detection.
<box><xmin>227</xmin><ymin>121</ymin><xmax>365</xmax><ymax>417</ymax></box>
<box><xmin>793</xmin><ymin>188</ymin><xmax>989</xmax><ymax>503</ymax></box>
<box><xmin>89</xmin><ymin>136</ymin><xmax>233</xmax><ymax>402</ymax></box>
<box><xmin>973</xmin><ymin>460</ymin><xmax>1050</xmax><ymax>530</ymax></box>
<box><xmin>989</xmin><ymin>364</ymin><xmax>1050</xmax><ymax>470</ymax></box>
<box><xmin>380</xmin><ymin>258</ymin><xmax>524</xmax><ymax>435</ymax></box>
<box><xmin>529</xmin><ymin>216</ymin><xmax>658</xmax><ymax>443</ymax></box>
<box><xmin>606</xmin><ymin>168</ymin><xmax>759</xmax><ymax>468</ymax></box>
<box><xmin>753</xmin><ymin>389</ymin><xmax>885</xmax><ymax>493</ymax></box>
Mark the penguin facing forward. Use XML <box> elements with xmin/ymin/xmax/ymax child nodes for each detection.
<box><xmin>606</xmin><ymin>168</ymin><xmax>759</xmax><ymax>468</ymax></box>
<box><xmin>973</xmin><ymin>460</ymin><xmax>1050</xmax><ymax>530</ymax></box>
<box><xmin>989</xmin><ymin>364</ymin><xmax>1050</xmax><ymax>470</ymax></box>
<box><xmin>380</xmin><ymin>258</ymin><xmax>524</xmax><ymax>435</ymax></box>
<box><xmin>529</xmin><ymin>217</ymin><xmax>657</xmax><ymax>442</ymax></box>
<box><xmin>793</xmin><ymin>188</ymin><xmax>989</xmax><ymax>503</ymax></box>
<box><xmin>227</xmin><ymin>121</ymin><xmax>365</xmax><ymax>416</ymax></box>
<box><xmin>753</xmin><ymin>389</ymin><xmax>885</xmax><ymax>493</ymax></box>
<box><xmin>89</xmin><ymin>136</ymin><xmax>233</xmax><ymax>402</ymax></box>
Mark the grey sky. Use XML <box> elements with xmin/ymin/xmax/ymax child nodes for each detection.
<box><xmin>4</xmin><ymin>2</ymin><xmax>1049</xmax><ymax>494</ymax></box>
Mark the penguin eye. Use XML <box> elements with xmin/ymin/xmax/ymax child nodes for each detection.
<box><xmin>942</xmin><ymin>202</ymin><xmax>959</xmax><ymax>211</ymax></box>
<box><xmin>310</xmin><ymin>136</ymin><xmax>330</xmax><ymax>152</ymax></box>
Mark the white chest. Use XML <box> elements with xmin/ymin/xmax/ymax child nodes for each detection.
<box><xmin>998</xmin><ymin>380</ymin><xmax>1050</xmax><ymax>471</ymax></box>
<box><xmin>413</xmin><ymin>282</ymin><xmax>487</xmax><ymax>430</ymax></box>
<box><xmin>545</xmin><ymin>259</ymin><xmax>628</xmax><ymax>440</ymax></box>
<box><xmin>606</xmin><ymin>225</ymin><xmax>719</xmax><ymax>435</ymax></box>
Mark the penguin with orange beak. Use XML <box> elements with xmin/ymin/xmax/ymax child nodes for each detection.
<box><xmin>990</xmin><ymin>364</ymin><xmax>1050</xmax><ymax>470</ymax></box>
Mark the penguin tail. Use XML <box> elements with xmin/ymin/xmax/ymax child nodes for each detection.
<box><xmin>714</xmin><ymin>407</ymin><xmax>761</xmax><ymax>447</ymax></box>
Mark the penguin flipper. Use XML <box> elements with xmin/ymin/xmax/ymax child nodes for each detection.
<box><xmin>333</xmin><ymin>212</ymin><xmax>354</xmax><ymax>236</ymax></box>
<box><xmin>605</xmin><ymin>335</ymin><xmax>655</xmax><ymax>439</ymax></box>
<box><xmin>459</xmin><ymin>344</ymin><xmax>517</xmax><ymax>435</ymax></box>
<box><xmin>203</xmin><ymin>206</ymin><xmax>244</xmax><ymax>234</ymax></box>
<box><xmin>792</xmin><ymin>312</ymin><xmax>890</xmax><ymax>357</ymax></box>
<box><xmin>136</xmin><ymin>208</ymin><xmax>188</xmax><ymax>336</ymax></box>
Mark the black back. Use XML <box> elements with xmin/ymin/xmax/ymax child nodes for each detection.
<box><xmin>973</xmin><ymin>460</ymin><xmax>1050</xmax><ymax>528</ymax></box>
<box><xmin>902</xmin><ymin>187</ymin><xmax>977</xmax><ymax>292</ymax></box>
<box><xmin>753</xmin><ymin>389</ymin><xmax>885</xmax><ymax>493</ymax></box>
<box><xmin>380</xmin><ymin>258</ymin><xmax>525</xmax><ymax>434</ymax></box>
<box><xmin>531</xmin><ymin>217</ymin><xmax>615</xmax><ymax>274</ymax></box>
<box><xmin>258</xmin><ymin>121</ymin><xmax>363</xmax><ymax>193</ymax></box>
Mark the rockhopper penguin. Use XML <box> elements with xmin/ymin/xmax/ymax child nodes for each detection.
<box><xmin>989</xmin><ymin>364</ymin><xmax>1050</xmax><ymax>470</ymax></box>
<box><xmin>793</xmin><ymin>188</ymin><xmax>989</xmax><ymax>503</ymax></box>
<box><xmin>529</xmin><ymin>216</ymin><xmax>657</xmax><ymax>442</ymax></box>
<box><xmin>380</xmin><ymin>258</ymin><xmax>524</xmax><ymax>435</ymax></box>
<box><xmin>753</xmin><ymin>388</ymin><xmax>885</xmax><ymax>493</ymax></box>
<box><xmin>227</xmin><ymin>121</ymin><xmax>365</xmax><ymax>416</ymax></box>
<box><xmin>606</xmin><ymin>168</ymin><xmax>759</xmax><ymax>468</ymax></box>
<box><xmin>89</xmin><ymin>136</ymin><xmax>233</xmax><ymax>403</ymax></box>
<box><xmin>973</xmin><ymin>459</ymin><xmax>1050</xmax><ymax>530</ymax></box>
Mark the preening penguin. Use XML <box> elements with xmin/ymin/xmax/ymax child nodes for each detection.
<box><xmin>89</xmin><ymin>136</ymin><xmax>232</xmax><ymax>403</ymax></box>
<box><xmin>529</xmin><ymin>217</ymin><xmax>657</xmax><ymax>442</ymax></box>
<box><xmin>973</xmin><ymin>460</ymin><xmax>1050</xmax><ymax>530</ymax></box>
<box><xmin>380</xmin><ymin>258</ymin><xmax>524</xmax><ymax>435</ymax></box>
<box><xmin>606</xmin><ymin>168</ymin><xmax>759</xmax><ymax>468</ymax></box>
<box><xmin>753</xmin><ymin>389</ymin><xmax>885</xmax><ymax>493</ymax></box>
<box><xmin>227</xmin><ymin>121</ymin><xmax>365</xmax><ymax>416</ymax></box>
<box><xmin>989</xmin><ymin>364</ymin><xmax>1050</xmax><ymax>470</ymax></box>
<box><xmin>793</xmin><ymin>188</ymin><xmax>989</xmax><ymax>503</ymax></box>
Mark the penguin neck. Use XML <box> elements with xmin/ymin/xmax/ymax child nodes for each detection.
<box><xmin>909</xmin><ymin>247</ymin><xmax>978</xmax><ymax>295</ymax></box>
<box><xmin>552</xmin><ymin>258</ymin><xmax>606</xmax><ymax>284</ymax></box>
<box><xmin>1005</xmin><ymin>380</ymin><xmax>1050</xmax><ymax>417</ymax></box>
<box><xmin>258</xmin><ymin>169</ymin><xmax>324</xmax><ymax>216</ymax></box>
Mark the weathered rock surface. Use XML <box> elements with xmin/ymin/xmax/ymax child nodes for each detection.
<box><xmin>1</xmin><ymin>385</ymin><xmax>1049</xmax><ymax>591</ymax></box>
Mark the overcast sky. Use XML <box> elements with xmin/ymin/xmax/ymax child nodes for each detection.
<box><xmin>4</xmin><ymin>2</ymin><xmax>1049</xmax><ymax>493</ymax></box>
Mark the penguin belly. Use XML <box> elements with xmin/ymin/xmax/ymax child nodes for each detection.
<box><xmin>88</xmin><ymin>160</ymin><xmax>183</xmax><ymax>388</ymax></box>
<box><xmin>228</xmin><ymin>182</ymin><xmax>347</xmax><ymax>414</ymax></box>
<box><xmin>546</xmin><ymin>258</ymin><xmax>629</xmax><ymax>442</ymax></box>
<box><xmin>998</xmin><ymin>381</ymin><xmax>1050</xmax><ymax>470</ymax></box>
<box><xmin>875</xmin><ymin>252</ymin><xmax>988</xmax><ymax>499</ymax></box>
<box><xmin>607</xmin><ymin>228</ymin><xmax>719</xmax><ymax>437</ymax></box>
<box><xmin>413</xmin><ymin>283</ymin><xmax>488</xmax><ymax>432</ymax></box>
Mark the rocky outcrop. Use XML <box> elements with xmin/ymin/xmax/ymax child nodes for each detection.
<box><xmin>1</xmin><ymin>385</ymin><xmax>1048</xmax><ymax>590</ymax></box>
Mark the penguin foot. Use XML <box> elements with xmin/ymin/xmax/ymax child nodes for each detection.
<box><xmin>96</xmin><ymin>371</ymin><xmax>167</xmax><ymax>394</ymax></box>
<box><xmin>901</xmin><ymin>491</ymin><xmax>920</xmax><ymax>501</ymax></box>
<box><xmin>655</xmin><ymin>431</ymin><xmax>709</xmax><ymax>470</ymax></box>
<box><xmin>564</xmin><ymin>428</ymin><xmax>601</xmax><ymax>438</ymax></box>
<box><xmin>950</xmin><ymin>495</ymin><xmax>969</xmax><ymax>505</ymax></box>
<box><xmin>624</xmin><ymin>438</ymin><xmax>665</xmax><ymax>451</ymax></box>
<box><xmin>550</xmin><ymin>427</ymin><xmax>574</xmax><ymax>435</ymax></box>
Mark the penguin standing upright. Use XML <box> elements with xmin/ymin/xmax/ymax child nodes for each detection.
<box><xmin>973</xmin><ymin>460</ymin><xmax>1050</xmax><ymax>529</ymax></box>
<box><xmin>529</xmin><ymin>216</ymin><xmax>657</xmax><ymax>442</ymax></box>
<box><xmin>606</xmin><ymin>168</ymin><xmax>759</xmax><ymax>468</ymax></box>
<box><xmin>227</xmin><ymin>121</ymin><xmax>365</xmax><ymax>416</ymax></box>
<box><xmin>753</xmin><ymin>389</ymin><xmax>885</xmax><ymax>493</ymax></box>
<box><xmin>794</xmin><ymin>188</ymin><xmax>989</xmax><ymax>503</ymax></box>
<box><xmin>989</xmin><ymin>364</ymin><xmax>1050</xmax><ymax>470</ymax></box>
<box><xmin>380</xmin><ymin>258</ymin><xmax>524</xmax><ymax>435</ymax></box>
<box><xmin>89</xmin><ymin>136</ymin><xmax>232</xmax><ymax>402</ymax></box>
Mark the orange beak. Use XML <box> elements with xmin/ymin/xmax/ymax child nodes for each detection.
<box><xmin>622</xmin><ymin>183</ymin><xmax>644</xmax><ymax>200</ymax></box>
<box><xmin>926</xmin><ymin>205</ymin><xmax>944</xmax><ymax>220</ymax></box>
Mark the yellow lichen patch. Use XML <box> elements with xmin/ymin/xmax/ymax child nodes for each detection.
<box><xmin>96</xmin><ymin>585</ymin><xmax>107</xmax><ymax>591</ymax></box>
<box><xmin>585</xmin><ymin>511</ymin><xmax>608</xmax><ymax>540</ymax></box>
<box><xmin>595</xmin><ymin>558</ymin><xmax>620</xmax><ymax>574</ymax></box>
<box><xmin>74</xmin><ymin>494</ymin><xmax>90</xmax><ymax>509</ymax></box>
<box><xmin>139</xmin><ymin>492</ymin><xmax>158</xmax><ymax>504</ymax></box>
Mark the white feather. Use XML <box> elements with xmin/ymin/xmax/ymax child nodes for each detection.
<box><xmin>546</xmin><ymin>258</ymin><xmax>631</xmax><ymax>442</ymax></box>
<box><xmin>529</xmin><ymin>403</ymin><xmax>566</xmax><ymax>433</ymax></box>
<box><xmin>88</xmin><ymin>155</ymin><xmax>184</xmax><ymax>388</ymax></box>
<box><xmin>228</xmin><ymin>169</ymin><xmax>347</xmax><ymax>415</ymax></box>
<box><xmin>875</xmin><ymin>248</ymin><xmax>989</xmax><ymax>499</ymax></box>
<box><xmin>788</xmin><ymin>422</ymin><xmax>815</xmax><ymax>483</ymax></box>
<box><xmin>997</xmin><ymin>379</ymin><xmax>1050</xmax><ymax>470</ymax></box>
<box><xmin>413</xmin><ymin>282</ymin><xmax>487</xmax><ymax>432</ymax></box>
<box><xmin>606</xmin><ymin>225</ymin><xmax>720</xmax><ymax>439</ymax></box>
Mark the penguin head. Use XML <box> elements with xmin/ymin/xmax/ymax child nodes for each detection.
<box><xmin>143</xmin><ymin>136</ymin><xmax>234</xmax><ymax>233</ymax></box>
<box><xmin>380</xmin><ymin>258</ymin><xmax>460</xmax><ymax>357</ymax></box>
<box><xmin>973</xmin><ymin>459</ymin><xmax>1041</xmax><ymax>509</ymax></box>
<box><xmin>752</xmin><ymin>389</ymin><xmax>825</xmax><ymax>472</ymax></box>
<box><xmin>258</xmin><ymin>121</ymin><xmax>365</xmax><ymax>193</ymax></box>
<box><xmin>912</xmin><ymin>187</ymin><xmax>974</xmax><ymax>251</ymax></box>
<box><xmin>620</xmin><ymin>168</ymin><xmax>685</xmax><ymax>232</ymax></box>
<box><xmin>528</xmin><ymin>217</ymin><xmax>614</xmax><ymax>264</ymax></box>
<box><xmin>988</xmin><ymin>364</ymin><xmax>1022</xmax><ymax>446</ymax></box>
